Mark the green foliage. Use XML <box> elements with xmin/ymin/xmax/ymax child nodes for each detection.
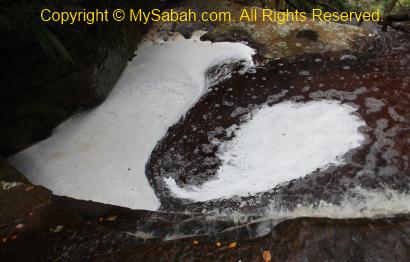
<box><xmin>33</xmin><ymin>23</ymin><xmax>74</xmax><ymax>63</ymax></box>
<box><xmin>394</xmin><ymin>0</ymin><xmax>410</xmax><ymax>12</ymax></box>
<box><xmin>0</xmin><ymin>0</ymin><xmax>74</xmax><ymax>63</ymax></box>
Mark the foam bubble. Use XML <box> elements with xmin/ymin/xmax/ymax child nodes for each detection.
<box><xmin>166</xmin><ymin>100</ymin><xmax>366</xmax><ymax>201</ymax></box>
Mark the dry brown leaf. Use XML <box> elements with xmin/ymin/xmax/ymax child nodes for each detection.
<box><xmin>15</xmin><ymin>224</ymin><xmax>25</xmax><ymax>230</ymax></box>
<box><xmin>25</xmin><ymin>186</ymin><xmax>35</xmax><ymax>192</ymax></box>
<box><xmin>105</xmin><ymin>214</ymin><xmax>118</xmax><ymax>221</ymax></box>
<box><xmin>10</xmin><ymin>235</ymin><xmax>18</xmax><ymax>240</ymax></box>
<box><xmin>263</xmin><ymin>250</ymin><xmax>272</xmax><ymax>262</ymax></box>
<box><xmin>228</xmin><ymin>242</ymin><xmax>237</xmax><ymax>248</ymax></box>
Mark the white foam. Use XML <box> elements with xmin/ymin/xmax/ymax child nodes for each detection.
<box><xmin>228</xmin><ymin>186</ymin><xmax>410</xmax><ymax>237</ymax></box>
<box><xmin>8</xmin><ymin>34</ymin><xmax>255</xmax><ymax>210</ymax></box>
<box><xmin>166</xmin><ymin>100</ymin><xmax>366</xmax><ymax>201</ymax></box>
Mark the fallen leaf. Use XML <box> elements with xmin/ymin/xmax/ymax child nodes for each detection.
<box><xmin>263</xmin><ymin>250</ymin><xmax>272</xmax><ymax>262</ymax></box>
<box><xmin>192</xmin><ymin>240</ymin><xmax>199</xmax><ymax>245</ymax></box>
<box><xmin>216</xmin><ymin>241</ymin><xmax>221</xmax><ymax>247</ymax></box>
<box><xmin>98</xmin><ymin>217</ymin><xmax>103</xmax><ymax>222</ymax></box>
<box><xmin>15</xmin><ymin>224</ymin><xmax>25</xmax><ymax>230</ymax></box>
<box><xmin>25</xmin><ymin>186</ymin><xmax>34</xmax><ymax>192</ymax></box>
<box><xmin>105</xmin><ymin>214</ymin><xmax>118</xmax><ymax>221</ymax></box>
<box><xmin>10</xmin><ymin>235</ymin><xmax>18</xmax><ymax>240</ymax></box>
<box><xmin>50</xmin><ymin>225</ymin><xmax>64</xmax><ymax>233</ymax></box>
<box><xmin>228</xmin><ymin>242</ymin><xmax>237</xmax><ymax>248</ymax></box>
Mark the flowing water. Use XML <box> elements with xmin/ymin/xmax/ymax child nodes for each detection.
<box><xmin>8</xmin><ymin>29</ymin><xmax>410</xmax><ymax>242</ymax></box>
<box><xmin>147</xmin><ymin>31</ymin><xmax>410</xmax><ymax>226</ymax></box>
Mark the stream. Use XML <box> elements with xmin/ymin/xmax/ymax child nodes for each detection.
<box><xmin>7</xmin><ymin>29</ymin><xmax>410</xmax><ymax>242</ymax></box>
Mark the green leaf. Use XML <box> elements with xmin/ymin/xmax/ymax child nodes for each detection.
<box><xmin>33</xmin><ymin>23</ymin><xmax>74</xmax><ymax>64</ymax></box>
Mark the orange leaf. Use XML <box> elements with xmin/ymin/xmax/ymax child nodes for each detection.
<box><xmin>228</xmin><ymin>242</ymin><xmax>237</xmax><ymax>248</ymax></box>
<box><xmin>25</xmin><ymin>186</ymin><xmax>35</xmax><ymax>192</ymax></box>
<box><xmin>263</xmin><ymin>250</ymin><xmax>272</xmax><ymax>262</ymax></box>
<box><xmin>105</xmin><ymin>214</ymin><xmax>118</xmax><ymax>221</ymax></box>
<box><xmin>10</xmin><ymin>235</ymin><xmax>18</xmax><ymax>240</ymax></box>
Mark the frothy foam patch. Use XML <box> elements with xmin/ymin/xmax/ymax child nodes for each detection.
<box><xmin>165</xmin><ymin>100</ymin><xmax>366</xmax><ymax>201</ymax></box>
<box><xmin>8</xmin><ymin>34</ymin><xmax>255</xmax><ymax>210</ymax></box>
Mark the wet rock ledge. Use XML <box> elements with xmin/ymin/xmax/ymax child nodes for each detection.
<box><xmin>1</xmin><ymin>172</ymin><xmax>410</xmax><ymax>261</ymax></box>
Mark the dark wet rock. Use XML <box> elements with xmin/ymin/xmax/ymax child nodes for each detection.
<box><xmin>0</xmin><ymin>181</ymin><xmax>243</xmax><ymax>260</ymax></box>
<box><xmin>0</xmin><ymin>158</ymin><xmax>29</xmax><ymax>184</ymax></box>
<box><xmin>1</xmin><ymin>180</ymin><xmax>410</xmax><ymax>261</ymax></box>
<box><xmin>380</xmin><ymin>9</ymin><xmax>410</xmax><ymax>32</ymax></box>
<box><xmin>0</xmin><ymin>181</ymin><xmax>252</xmax><ymax>260</ymax></box>
<box><xmin>97</xmin><ymin>216</ymin><xmax>410</xmax><ymax>262</ymax></box>
<box><xmin>296</xmin><ymin>29</ymin><xmax>319</xmax><ymax>41</ymax></box>
<box><xmin>2</xmin><ymin>183</ymin><xmax>410</xmax><ymax>262</ymax></box>
<box><xmin>0</xmin><ymin>103</ymin><xmax>69</xmax><ymax>157</ymax></box>
<box><xmin>268</xmin><ymin>216</ymin><xmax>410</xmax><ymax>262</ymax></box>
<box><xmin>148</xmin><ymin>31</ymin><xmax>410</xmax><ymax>213</ymax></box>
<box><xmin>0</xmin><ymin>183</ymin><xmax>51</xmax><ymax>230</ymax></box>
<box><xmin>144</xmin><ymin>4</ymin><xmax>382</xmax><ymax>215</ymax></box>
